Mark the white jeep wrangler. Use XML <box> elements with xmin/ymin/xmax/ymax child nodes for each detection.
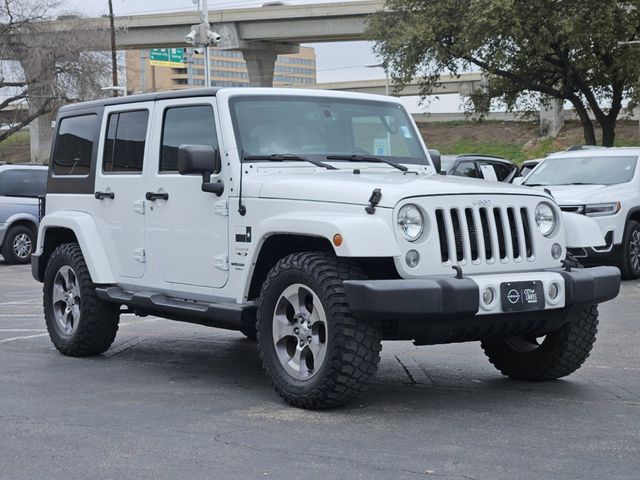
<box><xmin>32</xmin><ymin>88</ymin><xmax>620</xmax><ymax>409</ymax></box>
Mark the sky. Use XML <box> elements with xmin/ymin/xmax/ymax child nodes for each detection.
<box><xmin>61</xmin><ymin>0</ymin><xmax>463</xmax><ymax>113</ymax></box>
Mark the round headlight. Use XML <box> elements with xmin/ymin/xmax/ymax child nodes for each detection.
<box><xmin>535</xmin><ymin>202</ymin><xmax>557</xmax><ymax>237</ymax></box>
<box><xmin>397</xmin><ymin>204</ymin><xmax>424</xmax><ymax>242</ymax></box>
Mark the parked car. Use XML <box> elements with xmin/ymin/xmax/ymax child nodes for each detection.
<box><xmin>522</xmin><ymin>147</ymin><xmax>640</xmax><ymax>278</ymax></box>
<box><xmin>0</xmin><ymin>164</ymin><xmax>47</xmax><ymax>264</ymax></box>
<box><xmin>446</xmin><ymin>154</ymin><xmax>518</xmax><ymax>182</ymax></box>
<box><xmin>31</xmin><ymin>88</ymin><xmax>619</xmax><ymax>409</ymax></box>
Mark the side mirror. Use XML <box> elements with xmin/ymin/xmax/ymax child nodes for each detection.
<box><xmin>178</xmin><ymin>144</ymin><xmax>220</xmax><ymax>175</ymax></box>
<box><xmin>178</xmin><ymin>145</ymin><xmax>224</xmax><ymax>196</ymax></box>
<box><xmin>428</xmin><ymin>149</ymin><xmax>441</xmax><ymax>174</ymax></box>
<box><xmin>512</xmin><ymin>177</ymin><xmax>525</xmax><ymax>185</ymax></box>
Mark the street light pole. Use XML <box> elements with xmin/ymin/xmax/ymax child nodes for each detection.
<box><xmin>201</xmin><ymin>0</ymin><xmax>211</xmax><ymax>87</ymax></box>
<box><xmin>107</xmin><ymin>0</ymin><xmax>118</xmax><ymax>96</ymax></box>
<box><xmin>366</xmin><ymin>62</ymin><xmax>389</xmax><ymax>96</ymax></box>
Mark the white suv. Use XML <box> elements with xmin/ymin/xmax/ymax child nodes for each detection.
<box><xmin>523</xmin><ymin>148</ymin><xmax>640</xmax><ymax>279</ymax></box>
<box><xmin>32</xmin><ymin>88</ymin><xmax>620</xmax><ymax>409</ymax></box>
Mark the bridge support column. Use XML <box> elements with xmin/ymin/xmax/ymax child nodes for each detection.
<box><xmin>243</xmin><ymin>50</ymin><xmax>278</xmax><ymax>87</ymax></box>
<box><xmin>212</xmin><ymin>22</ymin><xmax>299</xmax><ymax>87</ymax></box>
<box><xmin>540</xmin><ymin>96</ymin><xmax>564</xmax><ymax>137</ymax></box>
<box><xmin>21</xmin><ymin>54</ymin><xmax>56</xmax><ymax>164</ymax></box>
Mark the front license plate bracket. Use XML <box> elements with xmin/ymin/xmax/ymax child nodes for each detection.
<box><xmin>500</xmin><ymin>281</ymin><xmax>545</xmax><ymax>312</ymax></box>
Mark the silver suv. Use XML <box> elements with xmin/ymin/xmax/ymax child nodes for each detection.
<box><xmin>0</xmin><ymin>164</ymin><xmax>47</xmax><ymax>264</ymax></box>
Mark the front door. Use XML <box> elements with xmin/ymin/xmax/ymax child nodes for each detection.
<box><xmin>93</xmin><ymin>104</ymin><xmax>153</xmax><ymax>279</ymax></box>
<box><xmin>144</xmin><ymin>98</ymin><xmax>229</xmax><ymax>289</ymax></box>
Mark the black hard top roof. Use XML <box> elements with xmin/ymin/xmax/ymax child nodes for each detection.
<box><xmin>59</xmin><ymin>88</ymin><xmax>222</xmax><ymax>113</ymax></box>
<box><xmin>456</xmin><ymin>154</ymin><xmax>513</xmax><ymax>164</ymax></box>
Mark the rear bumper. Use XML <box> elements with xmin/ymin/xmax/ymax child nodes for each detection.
<box><xmin>344</xmin><ymin>266</ymin><xmax>620</xmax><ymax>321</ymax></box>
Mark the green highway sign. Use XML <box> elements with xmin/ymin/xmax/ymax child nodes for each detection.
<box><xmin>149</xmin><ymin>48</ymin><xmax>186</xmax><ymax>67</ymax></box>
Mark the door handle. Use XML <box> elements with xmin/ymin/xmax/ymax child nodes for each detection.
<box><xmin>95</xmin><ymin>191</ymin><xmax>115</xmax><ymax>200</ymax></box>
<box><xmin>145</xmin><ymin>191</ymin><xmax>169</xmax><ymax>201</ymax></box>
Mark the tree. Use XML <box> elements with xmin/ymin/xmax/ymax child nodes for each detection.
<box><xmin>0</xmin><ymin>0</ymin><xmax>112</xmax><ymax>145</ymax></box>
<box><xmin>368</xmin><ymin>0</ymin><xmax>640</xmax><ymax>146</ymax></box>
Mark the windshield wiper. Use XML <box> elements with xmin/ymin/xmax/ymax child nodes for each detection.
<box><xmin>326</xmin><ymin>154</ymin><xmax>408</xmax><ymax>172</ymax></box>
<box><xmin>243</xmin><ymin>153</ymin><xmax>337</xmax><ymax>170</ymax></box>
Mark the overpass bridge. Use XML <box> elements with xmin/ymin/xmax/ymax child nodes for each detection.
<box><xmin>316</xmin><ymin>73</ymin><xmax>486</xmax><ymax>97</ymax></box>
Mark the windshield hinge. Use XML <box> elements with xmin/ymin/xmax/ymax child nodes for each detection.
<box><xmin>214</xmin><ymin>255</ymin><xmax>229</xmax><ymax>271</ymax></box>
<box><xmin>214</xmin><ymin>199</ymin><xmax>229</xmax><ymax>216</ymax></box>
<box><xmin>365</xmin><ymin>188</ymin><xmax>382</xmax><ymax>215</ymax></box>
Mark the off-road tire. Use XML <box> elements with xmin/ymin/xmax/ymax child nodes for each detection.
<box><xmin>43</xmin><ymin>243</ymin><xmax>120</xmax><ymax>356</ymax></box>
<box><xmin>257</xmin><ymin>252</ymin><xmax>382</xmax><ymax>409</ymax></box>
<box><xmin>1</xmin><ymin>225</ymin><xmax>35</xmax><ymax>264</ymax></box>
<box><xmin>481</xmin><ymin>304</ymin><xmax>598</xmax><ymax>381</ymax></box>
<box><xmin>240</xmin><ymin>325</ymin><xmax>257</xmax><ymax>341</ymax></box>
<box><xmin>619</xmin><ymin>220</ymin><xmax>640</xmax><ymax>280</ymax></box>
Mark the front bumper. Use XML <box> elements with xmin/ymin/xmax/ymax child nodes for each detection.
<box><xmin>344</xmin><ymin>266</ymin><xmax>620</xmax><ymax>344</ymax></box>
<box><xmin>344</xmin><ymin>266</ymin><xmax>620</xmax><ymax>322</ymax></box>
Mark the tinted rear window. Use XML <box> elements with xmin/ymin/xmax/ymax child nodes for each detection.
<box><xmin>52</xmin><ymin>115</ymin><xmax>97</xmax><ymax>176</ymax></box>
<box><xmin>0</xmin><ymin>169</ymin><xmax>47</xmax><ymax>197</ymax></box>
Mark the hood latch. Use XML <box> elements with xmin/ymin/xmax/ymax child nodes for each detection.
<box><xmin>365</xmin><ymin>188</ymin><xmax>382</xmax><ymax>214</ymax></box>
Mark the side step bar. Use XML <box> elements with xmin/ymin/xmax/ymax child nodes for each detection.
<box><xmin>95</xmin><ymin>286</ymin><xmax>256</xmax><ymax>332</ymax></box>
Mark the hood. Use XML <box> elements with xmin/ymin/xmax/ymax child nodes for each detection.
<box><xmin>243</xmin><ymin>166</ymin><xmax>550</xmax><ymax>207</ymax></box>
<box><xmin>529</xmin><ymin>184</ymin><xmax>622</xmax><ymax>205</ymax></box>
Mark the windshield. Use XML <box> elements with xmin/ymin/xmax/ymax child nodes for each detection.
<box><xmin>229</xmin><ymin>95</ymin><xmax>428</xmax><ymax>165</ymax></box>
<box><xmin>524</xmin><ymin>155</ymin><xmax>638</xmax><ymax>186</ymax></box>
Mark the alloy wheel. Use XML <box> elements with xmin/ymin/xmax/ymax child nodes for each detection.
<box><xmin>271</xmin><ymin>283</ymin><xmax>328</xmax><ymax>380</ymax></box>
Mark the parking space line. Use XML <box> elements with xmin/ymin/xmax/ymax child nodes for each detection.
<box><xmin>0</xmin><ymin>329</ymin><xmax>46</xmax><ymax>332</ymax></box>
<box><xmin>0</xmin><ymin>299</ymin><xmax>41</xmax><ymax>305</ymax></box>
<box><xmin>0</xmin><ymin>333</ymin><xmax>49</xmax><ymax>344</ymax></box>
<box><xmin>0</xmin><ymin>314</ymin><xmax>44</xmax><ymax>318</ymax></box>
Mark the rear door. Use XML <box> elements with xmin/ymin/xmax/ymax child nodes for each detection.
<box><xmin>144</xmin><ymin>97</ymin><xmax>229</xmax><ymax>289</ymax></box>
<box><xmin>93</xmin><ymin>104</ymin><xmax>153</xmax><ymax>279</ymax></box>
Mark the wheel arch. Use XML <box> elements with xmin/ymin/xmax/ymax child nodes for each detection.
<box><xmin>245</xmin><ymin>233</ymin><xmax>400</xmax><ymax>301</ymax></box>
<box><xmin>246</xmin><ymin>234</ymin><xmax>333</xmax><ymax>300</ymax></box>
<box><xmin>34</xmin><ymin>212</ymin><xmax>115</xmax><ymax>284</ymax></box>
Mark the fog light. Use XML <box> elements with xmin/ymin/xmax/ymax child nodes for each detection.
<box><xmin>551</xmin><ymin>243</ymin><xmax>563</xmax><ymax>260</ymax></box>
<box><xmin>482</xmin><ymin>287</ymin><xmax>495</xmax><ymax>306</ymax></box>
<box><xmin>548</xmin><ymin>282</ymin><xmax>560</xmax><ymax>300</ymax></box>
<box><xmin>406</xmin><ymin>250</ymin><xmax>420</xmax><ymax>268</ymax></box>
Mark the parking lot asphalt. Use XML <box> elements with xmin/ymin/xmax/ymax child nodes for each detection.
<box><xmin>0</xmin><ymin>260</ymin><xmax>638</xmax><ymax>480</ymax></box>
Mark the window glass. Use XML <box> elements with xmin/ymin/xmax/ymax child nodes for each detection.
<box><xmin>524</xmin><ymin>155</ymin><xmax>638</xmax><ymax>186</ymax></box>
<box><xmin>161</xmin><ymin>105</ymin><xmax>218</xmax><ymax>172</ymax></box>
<box><xmin>230</xmin><ymin>96</ymin><xmax>427</xmax><ymax>165</ymax></box>
<box><xmin>103</xmin><ymin>110</ymin><xmax>149</xmax><ymax>173</ymax></box>
<box><xmin>493</xmin><ymin>163</ymin><xmax>513</xmax><ymax>181</ymax></box>
<box><xmin>452</xmin><ymin>161</ymin><xmax>479</xmax><ymax>178</ymax></box>
<box><xmin>52</xmin><ymin>115</ymin><xmax>97</xmax><ymax>176</ymax></box>
<box><xmin>0</xmin><ymin>169</ymin><xmax>47</xmax><ymax>197</ymax></box>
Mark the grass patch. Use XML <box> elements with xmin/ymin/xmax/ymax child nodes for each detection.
<box><xmin>0</xmin><ymin>131</ymin><xmax>31</xmax><ymax>163</ymax></box>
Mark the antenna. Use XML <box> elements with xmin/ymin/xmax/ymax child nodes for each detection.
<box><xmin>238</xmin><ymin>150</ymin><xmax>246</xmax><ymax>216</ymax></box>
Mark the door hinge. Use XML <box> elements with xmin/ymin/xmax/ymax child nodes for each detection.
<box><xmin>134</xmin><ymin>200</ymin><xmax>146</xmax><ymax>214</ymax></box>
<box><xmin>134</xmin><ymin>248</ymin><xmax>146</xmax><ymax>263</ymax></box>
<box><xmin>214</xmin><ymin>199</ymin><xmax>229</xmax><ymax>217</ymax></box>
<box><xmin>214</xmin><ymin>255</ymin><xmax>229</xmax><ymax>271</ymax></box>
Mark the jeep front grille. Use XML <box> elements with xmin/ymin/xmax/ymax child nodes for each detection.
<box><xmin>435</xmin><ymin>206</ymin><xmax>534</xmax><ymax>265</ymax></box>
